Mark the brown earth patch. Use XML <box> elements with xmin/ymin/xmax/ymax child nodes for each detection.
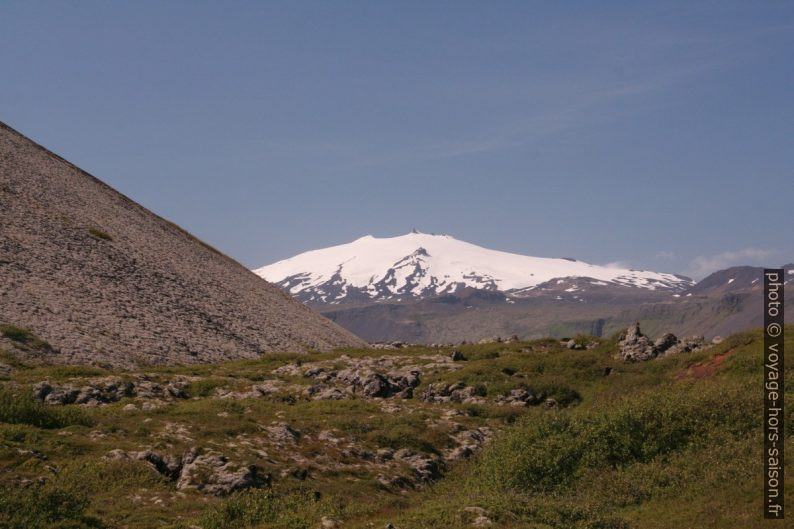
<box><xmin>675</xmin><ymin>350</ymin><xmax>734</xmax><ymax>379</ymax></box>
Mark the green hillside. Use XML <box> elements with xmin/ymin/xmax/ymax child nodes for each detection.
<box><xmin>0</xmin><ymin>326</ymin><xmax>790</xmax><ymax>529</ymax></box>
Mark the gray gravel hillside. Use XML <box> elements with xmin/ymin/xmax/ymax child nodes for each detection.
<box><xmin>0</xmin><ymin>122</ymin><xmax>366</xmax><ymax>367</ymax></box>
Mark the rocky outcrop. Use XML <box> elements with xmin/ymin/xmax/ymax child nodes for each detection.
<box><xmin>493</xmin><ymin>388</ymin><xmax>544</xmax><ymax>407</ymax></box>
<box><xmin>32</xmin><ymin>377</ymin><xmax>190</xmax><ymax>405</ymax></box>
<box><xmin>265</xmin><ymin>423</ymin><xmax>301</xmax><ymax>445</ymax></box>
<box><xmin>392</xmin><ymin>449</ymin><xmax>443</xmax><ymax>483</ymax></box>
<box><xmin>177</xmin><ymin>448</ymin><xmax>270</xmax><ymax>496</ymax></box>
<box><xmin>653</xmin><ymin>333</ymin><xmax>678</xmax><ymax>353</ymax></box>
<box><xmin>313</xmin><ymin>422</ymin><xmax>492</xmax><ymax>490</ymax></box>
<box><xmin>216</xmin><ymin>380</ymin><xmax>284</xmax><ymax>400</ymax></box>
<box><xmin>617</xmin><ymin>323</ymin><xmax>707</xmax><ymax>362</ymax></box>
<box><xmin>563</xmin><ymin>338</ymin><xmax>599</xmax><ymax>350</ymax></box>
<box><xmin>419</xmin><ymin>382</ymin><xmax>486</xmax><ymax>404</ymax></box>
<box><xmin>658</xmin><ymin>335</ymin><xmax>707</xmax><ymax>356</ymax></box>
<box><xmin>444</xmin><ymin>427</ymin><xmax>493</xmax><ymax>462</ymax></box>
<box><xmin>29</xmin><ymin>349</ymin><xmax>578</xmax><ymax>414</ymax></box>
<box><xmin>105</xmin><ymin>447</ymin><xmax>270</xmax><ymax>496</ymax></box>
<box><xmin>29</xmin><ymin>353</ymin><xmax>462</xmax><ymax>407</ymax></box>
<box><xmin>282</xmin><ymin>354</ymin><xmax>433</xmax><ymax>401</ymax></box>
<box><xmin>105</xmin><ymin>449</ymin><xmax>182</xmax><ymax>478</ymax></box>
<box><xmin>340</xmin><ymin>368</ymin><xmax>421</xmax><ymax>399</ymax></box>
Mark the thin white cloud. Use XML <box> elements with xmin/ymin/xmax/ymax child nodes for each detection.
<box><xmin>688</xmin><ymin>248</ymin><xmax>777</xmax><ymax>279</ymax></box>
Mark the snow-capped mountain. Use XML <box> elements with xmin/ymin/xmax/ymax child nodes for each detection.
<box><xmin>254</xmin><ymin>231</ymin><xmax>693</xmax><ymax>304</ymax></box>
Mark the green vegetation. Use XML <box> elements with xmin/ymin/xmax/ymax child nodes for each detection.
<box><xmin>0</xmin><ymin>390</ymin><xmax>93</xmax><ymax>428</ymax></box>
<box><xmin>476</xmin><ymin>385</ymin><xmax>753</xmax><ymax>493</ymax></box>
<box><xmin>0</xmin><ymin>327</ymin><xmax>789</xmax><ymax>528</ymax></box>
<box><xmin>0</xmin><ymin>483</ymin><xmax>103</xmax><ymax>529</ymax></box>
<box><xmin>362</xmin><ymin>329</ymin><xmax>792</xmax><ymax>529</ymax></box>
<box><xmin>87</xmin><ymin>227</ymin><xmax>113</xmax><ymax>241</ymax></box>
<box><xmin>0</xmin><ymin>349</ymin><xmax>27</xmax><ymax>371</ymax></box>
<box><xmin>199</xmin><ymin>489</ymin><xmax>343</xmax><ymax>529</ymax></box>
<box><xmin>187</xmin><ymin>377</ymin><xmax>230</xmax><ymax>397</ymax></box>
<box><xmin>20</xmin><ymin>365</ymin><xmax>109</xmax><ymax>381</ymax></box>
<box><xmin>0</xmin><ymin>323</ymin><xmax>51</xmax><ymax>350</ymax></box>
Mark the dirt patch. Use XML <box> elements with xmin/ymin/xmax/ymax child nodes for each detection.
<box><xmin>676</xmin><ymin>350</ymin><xmax>734</xmax><ymax>379</ymax></box>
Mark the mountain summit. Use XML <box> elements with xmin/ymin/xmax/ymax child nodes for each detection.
<box><xmin>254</xmin><ymin>232</ymin><xmax>693</xmax><ymax>305</ymax></box>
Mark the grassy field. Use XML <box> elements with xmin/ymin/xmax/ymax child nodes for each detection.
<box><xmin>0</xmin><ymin>327</ymin><xmax>790</xmax><ymax>529</ymax></box>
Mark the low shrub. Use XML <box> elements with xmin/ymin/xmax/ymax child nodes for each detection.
<box><xmin>87</xmin><ymin>227</ymin><xmax>113</xmax><ymax>241</ymax></box>
<box><xmin>25</xmin><ymin>365</ymin><xmax>108</xmax><ymax>380</ymax></box>
<box><xmin>0</xmin><ymin>390</ymin><xmax>94</xmax><ymax>429</ymax></box>
<box><xmin>474</xmin><ymin>384</ymin><xmax>756</xmax><ymax>493</ymax></box>
<box><xmin>199</xmin><ymin>489</ymin><xmax>341</xmax><ymax>529</ymax></box>
<box><xmin>57</xmin><ymin>459</ymin><xmax>169</xmax><ymax>496</ymax></box>
<box><xmin>0</xmin><ymin>324</ymin><xmax>51</xmax><ymax>350</ymax></box>
<box><xmin>187</xmin><ymin>378</ymin><xmax>229</xmax><ymax>397</ymax></box>
<box><xmin>0</xmin><ymin>483</ymin><xmax>103</xmax><ymax>529</ymax></box>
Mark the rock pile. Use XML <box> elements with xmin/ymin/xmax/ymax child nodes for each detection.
<box><xmin>493</xmin><ymin>388</ymin><xmax>545</xmax><ymax>407</ymax></box>
<box><xmin>616</xmin><ymin>323</ymin><xmax>707</xmax><ymax>362</ymax></box>
<box><xmin>444</xmin><ymin>427</ymin><xmax>493</xmax><ymax>462</ymax></box>
<box><xmin>563</xmin><ymin>338</ymin><xmax>599</xmax><ymax>350</ymax></box>
<box><xmin>32</xmin><ymin>377</ymin><xmax>191</xmax><ymax>405</ymax></box>
<box><xmin>275</xmin><ymin>353</ymin><xmax>463</xmax><ymax>402</ymax></box>
<box><xmin>419</xmin><ymin>382</ymin><xmax>486</xmax><ymax>404</ymax></box>
<box><xmin>334</xmin><ymin>367</ymin><xmax>421</xmax><ymax>399</ymax></box>
<box><xmin>105</xmin><ymin>447</ymin><xmax>270</xmax><ymax>496</ymax></box>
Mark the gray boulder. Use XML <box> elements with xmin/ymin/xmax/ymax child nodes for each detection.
<box><xmin>494</xmin><ymin>388</ymin><xmax>541</xmax><ymax>407</ymax></box>
<box><xmin>393</xmin><ymin>449</ymin><xmax>443</xmax><ymax>482</ymax></box>
<box><xmin>265</xmin><ymin>422</ymin><xmax>301</xmax><ymax>445</ymax></box>
<box><xmin>106</xmin><ymin>447</ymin><xmax>269</xmax><ymax>496</ymax></box>
<box><xmin>177</xmin><ymin>448</ymin><xmax>270</xmax><ymax>496</ymax></box>
<box><xmin>653</xmin><ymin>333</ymin><xmax>679</xmax><ymax>355</ymax></box>
<box><xmin>104</xmin><ymin>448</ymin><xmax>181</xmax><ymax>478</ymax></box>
<box><xmin>663</xmin><ymin>335</ymin><xmax>706</xmax><ymax>356</ymax></box>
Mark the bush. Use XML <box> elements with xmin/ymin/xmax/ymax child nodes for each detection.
<box><xmin>57</xmin><ymin>459</ymin><xmax>170</xmax><ymax>497</ymax></box>
<box><xmin>26</xmin><ymin>366</ymin><xmax>108</xmax><ymax>380</ymax></box>
<box><xmin>474</xmin><ymin>384</ymin><xmax>755</xmax><ymax>493</ymax></box>
<box><xmin>537</xmin><ymin>383</ymin><xmax>581</xmax><ymax>406</ymax></box>
<box><xmin>87</xmin><ymin>227</ymin><xmax>112</xmax><ymax>241</ymax></box>
<box><xmin>371</xmin><ymin>422</ymin><xmax>447</xmax><ymax>454</ymax></box>
<box><xmin>0</xmin><ymin>324</ymin><xmax>51</xmax><ymax>350</ymax></box>
<box><xmin>0</xmin><ymin>483</ymin><xmax>103</xmax><ymax>529</ymax></box>
<box><xmin>199</xmin><ymin>489</ymin><xmax>341</xmax><ymax>529</ymax></box>
<box><xmin>0</xmin><ymin>390</ymin><xmax>94</xmax><ymax>429</ymax></box>
<box><xmin>187</xmin><ymin>378</ymin><xmax>228</xmax><ymax>397</ymax></box>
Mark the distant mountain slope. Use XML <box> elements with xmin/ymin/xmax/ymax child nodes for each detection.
<box><xmin>685</xmin><ymin>264</ymin><xmax>793</xmax><ymax>296</ymax></box>
<box><xmin>255</xmin><ymin>231</ymin><xmax>692</xmax><ymax>304</ymax></box>
<box><xmin>0</xmin><ymin>122</ymin><xmax>365</xmax><ymax>367</ymax></box>
<box><xmin>256</xmin><ymin>232</ymin><xmax>790</xmax><ymax>343</ymax></box>
<box><xmin>320</xmin><ymin>264</ymin><xmax>793</xmax><ymax>343</ymax></box>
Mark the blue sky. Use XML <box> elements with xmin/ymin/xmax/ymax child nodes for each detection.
<box><xmin>1</xmin><ymin>1</ymin><xmax>792</xmax><ymax>279</ymax></box>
